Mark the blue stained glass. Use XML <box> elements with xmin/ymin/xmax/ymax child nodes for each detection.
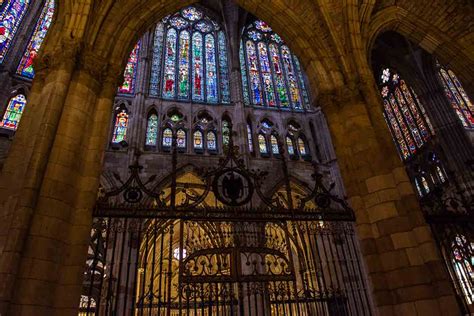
<box><xmin>246</xmin><ymin>41</ymin><xmax>262</xmax><ymax>105</ymax></box>
<box><xmin>163</xmin><ymin>128</ymin><xmax>173</xmax><ymax>147</ymax></box>
<box><xmin>149</xmin><ymin>23</ymin><xmax>164</xmax><ymax>96</ymax></box>
<box><xmin>118</xmin><ymin>41</ymin><xmax>140</xmax><ymax>94</ymax></box>
<box><xmin>177</xmin><ymin>30</ymin><xmax>190</xmax><ymax>99</ymax></box>
<box><xmin>17</xmin><ymin>0</ymin><xmax>54</xmax><ymax>78</ymax></box>
<box><xmin>281</xmin><ymin>45</ymin><xmax>302</xmax><ymax>109</ymax></box>
<box><xmin>293</xmin><ymin>55</ymin><xmax>310</xmax><ymax>108</ymax></box>
<box><xmin>163</xmin><ymin>29</ymin><xmax>177</xmax><ymax>99</ymax></box>
<box><xmin>177</xmin><ymin>129</ymin><xmax>186</xmax><ymax>148</ymax></box>
<box><xmin>192</xmin><ymin>32</ymin><xmax>204</xmax><ymax>101</ymax></box>
<box><xmin>0</xmin><ymin>0</ymin><xmax>30</xmax><ymax>64</ymax></box>
<box><xmin>270</xmin><ymin>135</ymin><xmax>279</xmax><ymax>154</ymax></box>
<box><xmin>247</xmin><ymin>30</ymin><xmax>262</xmax><ymax>41</ymax></box>
<box><xmin>255</xmin><ymin>20</ymin><xmax>272</xmax><ymax>32</ymax></box>
<box><xmin>218</xmin><ymin>31</ymin><xmax>230</xmax><ymax>104</ymax></box>
<box><xmin>181</xmin><ymin>7</ymin><xmax>202</xmax><ymax>21</ymax></box>
<box><xmin>145</xmin><ymin>114</ymin><xmax>158</xmax><ymax>146</ymax></box>
<box><xmin>205</xmin><ymin>34</ymin><xmax>218</xmax><ymax>103</ymax></box>
<box><xmin>169</xmin><ymin>16</ymin><xmax>188</xmax><ymax>29</ymax></box>
<box><xmin>207</xmin><ymin>131</ymin><xmax>217</xmax><ymax>150</ymax></box>
<box><xmin>240</xmin><ymin>41</ymin><xmax>250</xmax><ymax>105</ymax></box>
<box><xmin>247</xmin><ymin>124</ymin><xmax>253</xmax><ymax>152</ymax></box>
<box><xmin>257</xmin><ymin>42</ymin><xmax>276</xmax><ymax>107</ymax></box>
<box><xmin>286</xmin><ymin>137</ymin><xmax>294</xmax><ymax>155</ymax></box>
<box><xmin>0</xmin><ymin>94</ymin><xmax>26</xmax><ymax>130</ymax></box>
<box><xmin>195</xmin><ymin>21</ymin><xmax>212</xmax><ymax>33</ymax></box>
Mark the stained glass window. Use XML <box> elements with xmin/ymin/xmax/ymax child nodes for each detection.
<box><xmin>298</xmin><ymin>137</ymin><xmax>307</xmax><ymax>156</ymax></box>
<box><xmin>0</xmin><ymin>0</ymin><xmax>30</xmax><ymax>64</ymax></box>
<box><xmin>111</xmin><ymin>110</ymin><xmax>129</xmax><ymax>143</ymax></box>
<box><xmin>149</xmin><ymin>6</ymin><xmax>229</xmax><ymax>104</ymax></box>
<box><xmin>258</xmin><ymin>134</ymin><xmax>268</xmax><ymax>154</ymax></box>
<box><xmin>379</xmin><ymin>68</ymin><xmax>433</xmax><ymax>160</ymax></box>
<box><xmin>240</xmin><ymin>20</ymin><xmax>310</xmax><ymax>109</ymax></box>
<box><xmin>205</xmin><ymin>34</ymin><xmax>218</xmax><ymax>103</ymax></box>
<box><xmin>270</xmin><ymin>135</ymin><xmax>279</xmax><ymax>154</ymax></box>
<box><xmin>16</xmin><ymin>0</ymin><xmax>54</xmax><ymax>78</ymax></box>
<box><xmin>286</xmin><ymin>136</ymin><xmax>295</xmax><ymax>156</ymax></box>
<box><xmin>145</xmin><ymin>113</ymin><xmax>158</xmax><ymax>146</ymax></box>
<box><xmin>247</xmin><ymin>123</ymin><xmax>253</xmax><ymax>152</ymax></box>
<box><xmin>149</xmin><ymin>23</ymin><xmax>165</xmax><ymax>96</ymax></box>
<box><xmin>163</xmin><ymin>29</ymin><xmax>177</xmax><ymax>98</ymax></box>
<box><xmin>421</xmin><ymin>176</ymin><xmax>430</xmax><ymax>194</ymax></box>
<box><xmin>193</xmin><ymin>130</ymin><xmax>203</xmax><ymax>149</ymax></box>
<box><xmin>0</xmin><ymin>93</ymin><xmax>26</xmax><ymax>130</ymax></box>
<box><xmin>452</xmin><ymin>235</ymin><xmax>474</xmax><ymax>305</ymax></box>
<box><xmin>437</xmin><ymin>64</ymin><xmax>474</xmax><ymax>128</ymax></box>
<box><xmin>218</xmin><ymin>31</ymin><xmax>230</xmax><ymax>104</ymax></box>
<box><xmin>177</xmin><ymin>129</ymin><xmax>186</xmax><ymax>148</ymax></box>
<box><xmin>163</xmin><ymin>128</ymin><xmax>173</xmax><ymax>148</ymax></box>
<box><xmin>118</xmin><ymin>42</ymin><xmax>140</xmax><ymax>94</ymax></box>
<box><xmin>207</xmin><ymin>131</ymin><xmax>217</xmax><ymax>151</ymax></box>
<box><xmin>222</xmin><ymin>119</ymin><xmax>230</xmax><ymax>147</ymax></box>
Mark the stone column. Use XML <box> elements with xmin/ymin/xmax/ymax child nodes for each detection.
<box><xmin>320</xmin><ymin>83</ymin><xmax>461</xmax><ymax>315</ymax></box>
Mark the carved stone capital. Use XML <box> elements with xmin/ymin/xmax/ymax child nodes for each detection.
<box><xmin>34</xmin><ymin>39</ymin><xmax>81</xmax><ymax>77</ymax></box>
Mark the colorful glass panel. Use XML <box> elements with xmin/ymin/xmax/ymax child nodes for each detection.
<box><xmin>258</xmin><ymin>42</ymin><xmax>276</xmax><ymax>107</ymax></box>
<box><xmin>399</xmin><ymin>81</ymin><xmax>429</xmax><ymax>140</ymax></box>
<box><xmin>394</xmin><ymin>88</ymin><xmax>423</xmax><ymax>147</ymax></box>
<box><xmin>421</xmin><ymin>177</ymin><xmax>430</xmax><ymax>194</ymax></box>
<box><xmin>281</xmin><ymin>45</ymin><xmax>302</xmax><ymax>109</ymax></box>
<box><xmin>222</xmin><ymin>120</ymin><xmax>230</xmax><ymax>146</ymax></box>
<box><xmin>162</xmin><ymin>29</ymin><xmax>177</xmax><ymax>98</ymax></box>
<box><xmin>240</xmin><ymin>42</ymin><xmax>250</xmax><ymax>105</ymax></box>
<box><xmin>298</xmin><ymin>138</ymin><xmax>307</xmax><ymax>156</ymax></box>
<box><xmin>255</xmin><ymin>20</ymin><xmax>272</xmax><ymax>32</ymax></box>
<box><xmin>111</xmin><ymin>110</ymin><xmax>129</xmax><ymax>143</ymax></box>
<box><xmin>0</xmin><ymin>94</ymin><xmax>26</xmax><ymax>130</ymax></box>
<box><xmin>270</xmin><ymin>135</ymin><xmax>279</xmax><ymax>154</ymax></box>
<box><xmin>205</xmin><ymin>34</ymin><xmax>218</xmax><ymax>103</ymax></box>
<box><xmin>169</xmin><ymin>16</ymin><xmax>188</xmax><ymax>29</ymax></box>
<box><xmin>192</xmin><ymin>32</ymin><xmax>204</xmax><ymax>101</ymax></box>
<box><xmin>118</xmin><ymin>41</ymin><xmax>140</xmax><ymax>94</ymax></box>
<box><xmin>383</xmin><ymin>102</ymin><xmax>410</xmax><ymax>159</ymax></box>
<box><xmin>286</xmin><ymin>137</ymin><xmax>294</xmax><ymax>156</ymax></box>
<box><xmin>193</xmin><ymin>130</ymin><xmax>203</xmax><ymax>149</ymax></box>
<box><xmin>145</xmin><ymin>114</ymin><xmax>158</xmax><ymax>146</ymax></box>
<box><xmin>258</xmin><ymin>134</ymin><xmax>267</xmax><ymax>154</ymax></box>
<box><xmin>181</xmin><ymin>7</ymin><xmax>202</xmax><ymax>21</ymax></box>
<box><xmin>247</xmin><ymin>124</ymin><xmax>253</xmax><ymax>152</ymax></box>
<box><xmin>207</xmin><ymin>131</ymin><xmax>216</xmax><ymax>151</ymax></box>
<box><xmin>0</xmin><ymin>0</ymin><xmax>30</xmax><ymax>64</ymax></box>
<box><xmin>177</xmin><ymin>129</ymin><xmax>186</xmax><ymax>148</ymax></box>
<box><xmin>293</xmin><ymin>55</ymin><xmax>310</xmax><ymax>108</ymax></box>
<box><xmin>218</xmin><ymin>31</ymin><xmax>230</xmax><ymax>104</ymax></box>
<box><xmin>246</xmin><ymin>41</ymin><xmax>262</xmax><ymax>105</ymax></box>
<box><xmin>177</xmin><ymin>30</ymin><xmax>190</xmax><ymax>99</ymax></box>
<box><xmin>388</xmin><ymin>93</ymin><xmax>416</xmax><ymax>154</ymax></box>
<box><xmin>149</xmin><ymin>23</ymin><xmax>164</xmax><ymax>96</ymax></box>
<box><xmin>269</xmin><ymin>43</ymin><xmax>289</xmax><ymax>107</ymax></box>
<box><xmin>162</xmin><ymin>128</ymin><xmax>173</xmax><ymax>147</ymax></box>
<box><xmin>195</xmin><ymin>21</ymin><xmax>212</xmax><ymax>33</ymax></box>
<box><xmin>16</xmin><ymin>0</ymin><xmax>54</xmax><ymax>78</ymax></box>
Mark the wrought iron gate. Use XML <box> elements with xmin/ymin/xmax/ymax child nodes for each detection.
<box><xmin>80</xmin><ymin>136</ymin><xmax>373</xmax><ymax>315</ymax></box>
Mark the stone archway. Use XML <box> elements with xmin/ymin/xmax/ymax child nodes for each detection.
<box><xmin>0</xmin><ymin>1</ymin><xmax>472</xmax><ymax>315</ymax></box>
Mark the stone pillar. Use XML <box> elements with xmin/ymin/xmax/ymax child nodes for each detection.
<box><xmin>320</xmin><ymin>84</ymin><xmax>461</xmax><ymax>315</ymax></box>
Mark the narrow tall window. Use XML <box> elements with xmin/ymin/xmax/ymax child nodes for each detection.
<box><xmin>162</xmin><ymin>128</ymin><xmax>173</xmax><ymax>148</ymax></box>
<box><xmin>177</xmin><ymin>129</ymin><xmax>186</xmax><ymax>149</ymax></box>
<box><xmin>286</xmin><ymin>136</ymin><xmax>295</xmax><ymax>156</ymax></box>
<box><xmin>163</xmin><ymin>28</ymin><xmax>178</xmax><ymax>98</ymax></box>
<box><xmin>149</xmin><ymin>23</ymin><xmax>165</xmax><ymax>96</ymax></box>
<box><xmin>437</xmin><ymin>64</ymin><xmax>474</xmax><ymax>128</ymax></box>
<box><xmin>247</xmin><ymin>123</ymin><xmax>253</xmax><ymax>152</ymax></box>
<box><xmin>16</xmin><ymin>0</ymin><xmax>54</xmax><ymax>78</ymax></box>
<box><xmin>240</xmin><ymin>20</ymin><xmax>310</xmax><ymax>109</ymax></box>
<box><xmin>193</xmin><ymin>130</ymin><xmax>203</xmax><ymax>150</ymax></box>
<box><xmin>207</xmin><ymin>131</ymin><xmax>217</xmax><ymax>151</ymax></box>
<box><xmin>270</xmin><ymin>134</ymin><xmax>279</xmax><ymax>154</ymax></box>
<box><xmin>0</xmin><ymin>93</ymin><xmax>26</xmax><ymax>130</ymax></box>
<box><xmin>0</xmin><ymin>0</ymin><xmax>30</xmax><ymax>64</ymax></box>
<box><xmin>177</xmin><ymin>30</ymin><xmax>190</xmax><ymax>99</ymax></box>
<box><xmin>145</xmin><ymin>113</ymin><xmax>159</xmax><ymax>146</ymax></box>
<box><xmin>218</xmin><ymin>31</ymin><xmax>230</xmax><ymax>103</ymax></box>
<box><xmin>258</xmin><ymin>134</ymin><xmax>268</xmax><ymax>154</ymax></box>
<box><xmin>379</xmin><ymin>68</ymin><xmax>432</xmax><ymax>160</ymax></box>
<box><xmin>205</xmin><ymin>34</ymin><xmax>217</xmax><ymax>103</ymax></box>
<box><xmin>192</xmin><ymin>32</ymin><xmax>204</xmax><ymax>101</ymax></box>
<box><xmin>118</xmin><ymin>42</ymin><xmax>140</xmax><ymax>94</ymax></box>
<box><xmin>298</xmin><ymin>137</ymin><xmax>307</xmax><ymax>156</ymax></box>
<box><xmin>112</xmin><ymin>110</ymin><xmax>129</xmax><ymax>143</ymax></box>
<box><xmin>222</xmin><ymin>119</ymin><xmax>230</xmax><ymax>147</ymax></box>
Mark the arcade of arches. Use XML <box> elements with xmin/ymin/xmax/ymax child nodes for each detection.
<box><xmin>0</xmin><ymin>0</ymin><xmax>473</xmax><ymax>315</ymax></box>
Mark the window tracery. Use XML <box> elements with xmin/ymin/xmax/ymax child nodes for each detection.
<box><xmin>240</xmin><ymin>20</ymin><xmax>310</xmax><ymax>110</ymax></box>
<box><xmin>0</xmin><ymin>0</ymin><xmax>30</xmax><ymax>64</ymax></box>
<box><xmin>16</xmin><ymin>0</ymin><xmax>54</xmax><ymax>78</ymax></box>
<box><xmin>149</xmin><ymin>6</ymin><xmax>230</xmax><ymax>104</ymax></box>
<box><xmin>379</xmin><ymin>68</ymin><xmax>433</xmax><ymax>160</ymax></box>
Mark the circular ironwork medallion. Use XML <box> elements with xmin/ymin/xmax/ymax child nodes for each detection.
<box><xmin>212</xmin><ymin>169</ymin><xmax>253</xmax><ymax>206</ymax></box>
